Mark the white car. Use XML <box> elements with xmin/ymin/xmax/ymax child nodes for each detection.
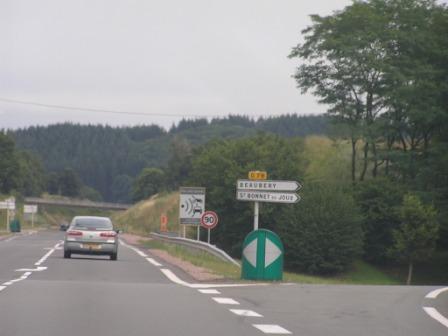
<box><xmin>64</xmin><ymin>216</ymin><xmax>119</xmax><ymax>260</ymax></box>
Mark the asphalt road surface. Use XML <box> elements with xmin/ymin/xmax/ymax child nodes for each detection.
<box><xmin>0</xmin><ymin>231</ymin><xmax>447</xmax><ymax>336</ymax></box>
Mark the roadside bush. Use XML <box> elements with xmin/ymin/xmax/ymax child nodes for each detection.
<box><xmin>277</xmin><ymin>182</ymin><xmax>363</xmax><ymax>275</ymax></box>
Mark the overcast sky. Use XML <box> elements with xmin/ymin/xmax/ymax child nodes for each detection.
<box><xmin>1</xmin><ymin>0</ymin><xmax>355</xmax><ymax>129</ymax></box>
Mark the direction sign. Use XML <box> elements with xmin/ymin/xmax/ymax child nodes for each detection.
<box><xmin>200</xmin><ymin>211</ymin><xmax>219</xmax><ymax>229</ymax></box>
<box><xmin>237</xmin><ymin>190</ymin><xmax>300</xmax><ymax>204</ymax></box>
<box><xmin>24</xmin><ymin>205</ymin><xmax>38</xmax><ymax>214</ymax></box>
<box><xmin>0</xmin><ymin>201</ymin><xmax>15</xmax><ymax>210</ymax></box>
<box><xmin>179</xmin><ymin>187</ymin><xmax>206</xmax><ymax>225</ymax></box>
<box><xmin>237</xmin><ymin>179</ymin><xmax>301</xmax><ymax>192</ymax></box>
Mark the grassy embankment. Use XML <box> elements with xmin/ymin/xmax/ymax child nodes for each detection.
<box><xmin>115</xmin><ymin>192</ymin><xmax>402</xmax><ymax>285</ymax></box>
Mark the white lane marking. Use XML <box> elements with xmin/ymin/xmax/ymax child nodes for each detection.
<box><xmin>35</xmin><ymin>249</ymin><xmax>54</xmax><ymax>265</ymax></box>
<box><xmin>212</xmin><ymin>297</ymin><xmax>240</xmax><ymax>305</ymax></box>
<box><xmin>426</xmin><ymin>287</ymin><xmax>448</xmax><ymax>299</ymax></box>
<box><xmin>160</xmin><ymin>268</ymin><xmax>191</xmax><ymax>286</ymax></box>
<box><xmin>230</xmin><ymin>309</ymin><xmax>263</xmax><ymax>317</ymax></box>
<box><xmin>3</xmin><ymin>282</ymin><xmax>13</xmax><ymax>286</ymax></box>
<box><xmin>9</xmin><ymin>278</ymin><xmax>23</xmax><ymax>283</ymax></box>
<box><xmin>23</xmin><ymin>272</ymin><xmax>32</xmax><ymax>276</ymax></box>
<box><xmin>136</xmin><ymin>250</ymin><xmax>148</xmax><ymax>258</ymax></box>
<box><xmin>423</xmin><ymin>307</ymin><xmax>448</xmax><ymax>329</ymax></box>
<box><xmin>0</xmin><ymin>286</ymin><xmax>6</xmax><ymax>291</ymax></box>
<box><xmin>34</xmin><ymin>242</ymin><xmax>61</xmax><ymax>266</ymax></box>
<box><xmin>16</xmin><ymin>267</ymin><xmax>47</xmax><ymax>272</ymax></box>
<box><xmin>253</xmin><ymin>324</ymin><xmax>292</xmax><ymax>334</ymax></box>
<box><xmin>122</xmin><ymin>238</ymin><xmax>267</xmax><ymax>289</ymax></box>
<box><xmin>198</xmin><ymin>289</ymin><xmax>220</xmax><ymax>294</ymax></box>
<box><xmin>146</xmin><ymin>258</ymin><xmax>162</xmax><ymax>267</ymax></box>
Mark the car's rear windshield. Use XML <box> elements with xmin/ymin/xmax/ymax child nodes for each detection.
<box><xmin>73</xmin><ymin>218</ymin><xmax>113</xmax><ymax>231</ymax></box>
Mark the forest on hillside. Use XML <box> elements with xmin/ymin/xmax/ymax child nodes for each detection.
<box><xmin>9</xmin><ymin>114</ymin><xmax>328</xmax><ymax>202</ymax></box>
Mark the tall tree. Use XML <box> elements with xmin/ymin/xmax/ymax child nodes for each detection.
<box><xmin>0</xmin><ymin>132</ymin><xmax>21</xmax><ymax>193</ymax></box>
<box><xmin>390</xmin><ymin>194</ymin><xmax>439</xmax><ymax>285</ymax></box>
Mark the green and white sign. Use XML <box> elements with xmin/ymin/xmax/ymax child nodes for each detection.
<box><xmin>241</xmin><ymin>229</ymin><xmax>284</xmax><ymax>281</ymax></box>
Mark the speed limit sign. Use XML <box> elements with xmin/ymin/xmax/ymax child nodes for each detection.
<box><xmin>200</xmin><ymin>211</ymin><xmax>219</xmax><ymax>229</ymax></box>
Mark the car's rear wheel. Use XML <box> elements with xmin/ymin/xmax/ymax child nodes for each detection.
<box><xmin>64</xmin><ymin>250</ymin><xmax>71</xmax><ymax>259</ymax></box>
<box><xmin>110</xmin><ymin>253</ymin><xmax>117</xmax><ymax>261</ymax></box>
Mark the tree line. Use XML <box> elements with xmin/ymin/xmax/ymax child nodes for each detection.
<box><xmin>9</xmin><ymin>115</ymin><xmax>328</xmax><ymax>202</ymax></box>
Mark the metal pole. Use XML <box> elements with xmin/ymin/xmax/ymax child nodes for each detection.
<box><xmin>197</xmin><ymin>225</ymin><xmax>200</xmax><ymax>241</ymax></box>
<box><xmin>254</xmin><ymin>201</ymin><xmax>259</xmax><ymax>231</ymax></box>
<box><xmin>31</xmin><ymin>213</ymin><xmax>34</xmax><ymax>228</ymax></box>
<box><xmin>6</xmin><ymin>209</ymin><xmax>9</xmax><ymax>232</ymax></box>
<box><xmin>207</xmin><ymin>228</ymin><xmax>210</xmax><ymax>244</ymax></box>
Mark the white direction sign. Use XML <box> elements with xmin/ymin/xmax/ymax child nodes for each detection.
<box><xmin>179</xmin><ymin>187</ymin><xmax>206</xmax><ymax>225</ymax></box>
<box><xmin>237</xmin><ymin>179</ymin><xmax>301</xmax><ymax>192</ymax></box>
<box><xmin>237</xmin><ymin>190</ymin><xmax>300</xmax><ymax>204</ymax></box>
<box><xmin>0</xmin><ymin>201</ymin><xmax>15</xmax><ymax>210</ymax></box>
<box><xmin>24</xmin><ymin>205</ymin><xmax>38</xmax><ymax>214</ymax></box>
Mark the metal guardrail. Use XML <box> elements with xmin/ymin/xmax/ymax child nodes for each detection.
<box><xmin>150</xmin><ymin>232</ymin><xmax>241</xmax><ymax>268</ymax></box>
<box><xmin>24</xmin><ymin>197</ymin><xmax>132</xmax><ymax>210</ymax></box>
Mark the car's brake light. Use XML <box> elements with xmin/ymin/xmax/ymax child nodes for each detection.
<box><xmin>67</xmin><ymin>230</ymin><xmax>83</xmax><ymax>236</ymax></box>
<box><xmin>100</xmin><ymin>232</ymin><xmax>117</xmax><ymax>238</ymax></box>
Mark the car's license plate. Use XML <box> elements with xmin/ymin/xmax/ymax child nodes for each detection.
<box><xmin>82</xmin><ymin>243</ymin><xmax>101</xmax><ymax>250</ymax></box>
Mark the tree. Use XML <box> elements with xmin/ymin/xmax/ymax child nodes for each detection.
<box><xmin>354</xmin><ymin>178</ymin><xmax>406</xmax><ymax>263</ymax></box>
<box><xmin>132</xmin><ymin>168</ymin><xmax>166</xmax><ymax>202</ymax></box>
<box><xmin>189</xmin><ymin>133</ymin><xmax>306</xmax><ymax>256</ymax></box>
<box><xmin>277</xmin><ymin>182</ymin><xmax>363</xmax><ymax>274</ymax></box>
<box><xmin>58</xmin><ymin>168</ymin><xmax>82</xmax><ymax>197</ymax></box>
<box><xmin>390</xmin><ymin>194</ymin><xmax>439</xmax><ymax>285</ymax></box>
<box><xmin>289</xmin><ymin>0</ymin><xmax>447</xmax><ymax>182</ymax></box>
<box><xmin>0</xmin><ymin>132</ymin><xmax>21</xmax><ymax>193</ymax></box>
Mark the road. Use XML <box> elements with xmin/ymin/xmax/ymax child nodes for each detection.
<box><xmin>0</xmin><ymin>231</ymin><xmax>447</xmax><ymax>336</ymax></box>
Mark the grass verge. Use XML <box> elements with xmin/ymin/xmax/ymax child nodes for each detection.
<box><xmin>140</xmin><ymin>239</ymin><xmax>400</xmax><ymax>285</ymax></box>
<box><xmin>141</xmin><ymin>239</ymin><xmax>241</xmax><ymax>279</ymax></box>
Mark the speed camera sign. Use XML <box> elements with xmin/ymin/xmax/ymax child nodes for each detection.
<box><xmin>200</xmin><ymin>211</ymin><xmax>219</xmax><ymax>230</ymax></box>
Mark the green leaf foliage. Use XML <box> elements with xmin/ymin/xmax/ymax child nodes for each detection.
<box><xmin>277</xmin><ymin>182</ymin><xmax>363</xmax><ymax>275</ymax></box>
<box><xmin>132</xmin><ymin>168</ymin><xmax>166</xmax><ymax>202</ymax></box>
<box><xmin>390</xmin><ymin>194</ymin><xmax>439</xmax><ymax>263</ymax></box>
<box><xmin>189</xmin><ymin>133</ymin><xmax>306</xmax><ymax>256</ymax></box>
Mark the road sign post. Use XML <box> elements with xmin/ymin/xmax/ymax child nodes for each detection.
<box><xmin>24</xmin><ymin>205</ymin><xmax>38</xmax><ymax>228</ymax></box>
<box><xmin>200</xmin><ymin>211</ymin><xmax>219</xmax><ymax>244</ymax></box>
<box><xmin>241</xmin><ymin>229</ymin><xmax>284</xmax><ymax>281</ymax></box>
<box><xmin>179</xmin><ymin>187</ymin><xmax>206</xmax><ymax>239</ymax></box>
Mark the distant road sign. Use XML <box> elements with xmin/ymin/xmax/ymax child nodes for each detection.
<box><xmin>237</xmin><ymin>190</ymin><xmax>300</xmax><ymax>204</ymax></box>
<box><xmin>237</xmin><ymin>179</ymin><xmax>301</xmax><ymax>192</ymax></box>
<box><xmin>179</xmin><ymin>187</ymin><xmax>206</xmax><ymax>225</ymax></box>
<box><xmin>0</xmin><ymin>201</ymin><xmax>15</xmax><ymax>210</ymax></box>
<box><xmin>248</xmin><ymin>171</ymin><xmax>267</xmax><ymax>180</ymax></box>
<box><xmin>200</xmin><ymin>211</ymin><xmax>219</xmax><ymax>229</ymax></box>
<box><xmin>24</xmin><ymin>205</ymin><xmax>38</xmax><ymax>214</ymax></box>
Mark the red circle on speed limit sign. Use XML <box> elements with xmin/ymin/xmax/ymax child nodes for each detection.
<box><xmin>200</xmin><ymin>211</ymin><xmax>219</xmax><ymax>229</ymax></box>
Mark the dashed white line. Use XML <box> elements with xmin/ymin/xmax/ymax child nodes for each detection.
<box><xmin>426</xmin><ymin>287</ymin><xmax>448</xmax><ymax>299</ymax></box>
<box><xmin>423</xmin><ymin>307</ymin><xmax>448</xmax><ymax>329</ymax></box>
<box><xmin>146</xmin><ymin>258</ymin><xmax>162</xmax><ymax>266</ymax></box>
<box><xmin>198</xmin><ymin>289</ymin><xmax>220</xmax><ymax>294</ymax></box>
<box><xmin>212</xmin><ymin>297</ymin><xmax>240</xmax><ymax>305</ymax></box>
<box><xmin>0</xmin><ymin>286</ymin><xmax>6</xmax><ymax>292</ymax></box>
<box><xmin>35</xmin><ymin>249</ymin><xmax>55</xmax><ymax>265</ymax></box>
<box><xmin>3</xmin><ymin>282</ymin><xmax>13</xmax><ymax>286</ymax></box>
<box><xmin>230</xmin><ymin>309</ymin><xmax>263</xmax><ymax>317</ymax></box>
<box><xmin>16</xmin><ymin>267</ymin><xmax>47</xmax><ymax>272</ymax></box>
<box><xmin>253</xmin><ymin>324</ymin><xmax>292</xmax><ymax>334</ymax></box>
